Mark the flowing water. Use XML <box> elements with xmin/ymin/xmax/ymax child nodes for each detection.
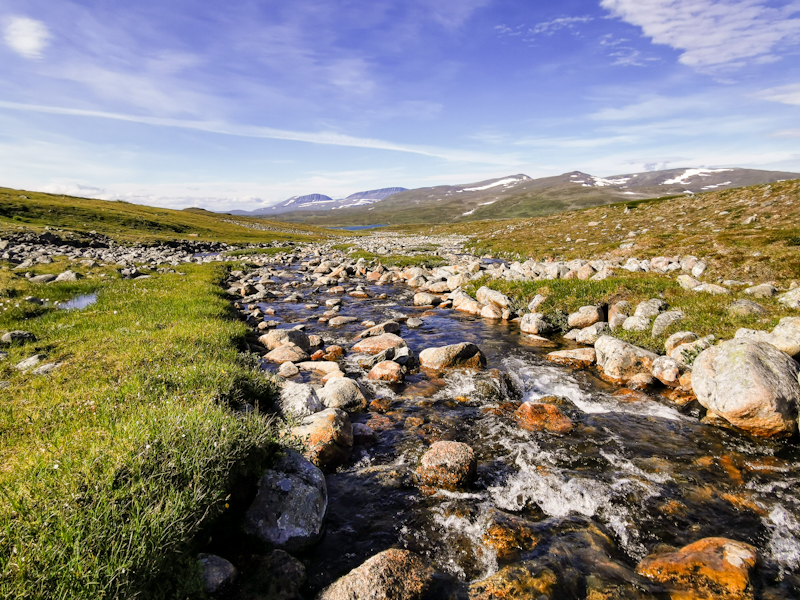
<box><xmin>235</xmin><ymin>259</ymin><xmax>800</xmax><ymax>597</ymax></box>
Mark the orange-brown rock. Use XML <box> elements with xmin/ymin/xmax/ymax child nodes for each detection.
<box><xmin>469</xmin><ymin>564</ymin><xmax>557</xmax><ymax>600</ymax></box>
<box><xmin>416</xmin><ymin>441</ymin><xmax>476</xmax><ymax>490</ymax></box>
<box><xmin>323</xmin><ymin>345</ymin><xmax>345</xmax><ymax>360</ymax></box>
<box><xmin>290</xmin><ymin>408</ymin><xmax>353</xmax><ymax>471</ymax></box>
<box><xmin>546</xmin><ymin>348</ymin><xmax>596</xmax><ymax>368</ymax></box>
<box><xmin>263</xmin><ymin>344</ymin><xmax>309</xmax><ymax>364</ymax></box>
<box><xmin>352</xmin><ymin>333</ymin><xmax>407</xmax><ymax>354</ymax></box>
<box><xmin>515</xmin><ymin>402</ymin><xmax>574</xmax><ymax>434</ymax></box>
<box><xmin>635</xmin><ymin>537</ymin><xmax>758</xmax><ymax>600</ymax></box>
<box><xmin>482</xmin><ymin>510</ymin><xmax>541</xmax><ymax>562</ymax></box>
<box><xmin>367</xmin><ymin>360</ymin><xmax>404</xmax><ymax>383</ymax></box>
<box><xmin>310</xmin><ymin>349</ymin><xmax>325</xmax><ymax>360</ymax></box>
<box><xmin>318</xmin><ymin>549</ymin><xmax>434</xmax><ymax>600</ymax></box>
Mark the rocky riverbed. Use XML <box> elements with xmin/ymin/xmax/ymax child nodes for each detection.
<box><xmin>196</xmin><ymin>238</ymin><xmax>800</xmax><ymax>600</ymax></box>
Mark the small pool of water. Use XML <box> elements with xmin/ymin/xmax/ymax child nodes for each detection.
<box><xmin>58</xmin><ymin>293</ymin><xmax>97</xmax><ymax>310</ymax></box>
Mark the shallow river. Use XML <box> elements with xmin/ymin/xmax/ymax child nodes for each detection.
<box><xmin>229</xmin><ymin>259</ymin><xmax>800</xmax><ymax>598</ymax></box>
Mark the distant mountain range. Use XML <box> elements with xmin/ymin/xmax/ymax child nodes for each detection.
<box><xmin>226</xmin><ymin>187</ymin><xmax>407</xmax><ymax>216</ymax></box>
<box><xmin>254</xmin><ymin>167</ymin><xmax>798</xmax><ymax>226</ymax></box>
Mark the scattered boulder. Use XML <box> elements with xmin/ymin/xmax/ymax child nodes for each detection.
<box><xmin>406</xmin><ymin>317</ymin><xmax>424</xmax><ymax>328</ymax></box>
<box><xmin>636</xmin><ymin>537</ymin><xmax>757</xmax><ymax>600</ymax></box>
<box><xmin>317</xmin><ymin>549</ymin><xmax>434</xmax><ymax>600</ymax></box>
<box><xmin>574</xmin><ymin>322</ymin><xmax>608</xmax><ymax>345</ymax></box>
<box><xmin>693</xmin><ymin>283</ymin><xmax>729</xmax><ymax>295</ymax></box>
<box><xmin>480</xmin><ymin>304</ymin><xmax>503</xmax><ymax>320</ymax></box>
<box><xmin>198</xmin><ymin>554</ymin><xmax>237</xmax><ymax>594</ymax></box>
<box><xmin>54</xmin><ymin>270</ymin><xmax>81</xmax><ymax>282</ymax></box>
<box><xmin>242</xmin><ymin>450</ymin><xmax>328</xmax><ymax>553</ymax></box>
<box><xmin>419</xmin><ymin>342</ymin><xmax>486</xmax><ymax>371</ymax></box>
<box><xmin>622</xmin><ymin>315</ymin><xmax>650</xmax><ymax>332</ymax></box>
<box><xmin>670</xmin><ymin>335</ymin><xmax>715</xmax><ymax>365</ymax></box>
<box><xmin>278</xmin><ymin>361</ymin><xmax>300</xmax><ymax>378</ymax></box>
<box><xmin>567</xmin><ymin>306</ymin><xmax>603</xmax><ymax>329</ymax></box>
<box><xmin>515</xmin><ymin>402</ymin><xmax>574</xmax><ymax>434</ymax></box>
<box><xmin>413</xmin><ymin>292</ymin><xmax>440</xmax><ymax>306</ymax></box>
<box><xmin>476</xmin><ymin>286</ymin><xmax>511</xmax><ymax>309</ymax></box>
<box><xmin>692</xmin><ymin>339</ymin><xmax>800</xmax><ymax>438</ymax></box>
<box><xmin>651</xmin><ymin>356</ymin><xmax>692</xmax><ymax>391</ymax></box>
<box><xmin>15</xmin><ymin>355</ymin><xmax>42</xmax><ymax>371</ymax></box>
<box><xmin>744</xmin><ymin>283</ymin><xmax>776</xmax><ymax>298</ymax></box>
<box><xmin>594</xmin><ymin>336</ymin><xmax>659</xmax><ymax>384</ymax></box>
<box><xmin>665</xmin><ymin>331</ymin><xmax>698</xmax><ymax>354</ymax></box>
<box><xmin>328</xmin><ymin>316</ymin><xmax>358</xmax><ymax>326</ymax></box>
<box><xmin>1</xmin><ymin>330</ymin><xmax>36</xmax><ymax>344</ymax></box>
<box><xmin>677</xmin><ymin>275</ymin><xmax>701</xmax><ymax>290</ymax></box>
<box><xmin>291</xmin><ymin>408</ymin><xmax>353</xmax><ymax>470</ymax></box>
<box><xmin>652</xmin><ymin>310</ymin><xmax>684</xmax><ymax>337</ymax></box>
<box><xmin>317</xmin><ymin>378</ymin><xmax>367</xmax><ymax>413</ymax></box>
<box><xmin>634</xmin><ymin>298</ymin><xmax>667</xmax><ymax>320</ymax></box>
<box><xmin>527</xmin><ymin>294</ymin><xmax>547</xmax><ymax>312</ymax></box>
<box><xmin>357</xmin><ymin>320</ymin><xmax>401</xmax><ymax>339</ymax></box>
<box><xmin>777</xmin><ymin>287</ymin><xmax>800</xmax><ymax>309</ymax></box>
<box><xmin>728</xmin><ymin>299</ymin><xmax>767</xmax><ymax>317</ymax></box>
<box><xmin>417</xmin><ymin>441</ymin><xmax>477</xmax><ymax>490</ymax></box>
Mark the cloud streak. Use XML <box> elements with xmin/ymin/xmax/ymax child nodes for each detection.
<box><xmin>0</xmin><ymin>100</ymin><xmax>519</xmax><ymax>165</ymax></box>
<box><xmin>601</xmin><ymin>0</ymin><xmax>800</xmax><ymax>68</ymax></box>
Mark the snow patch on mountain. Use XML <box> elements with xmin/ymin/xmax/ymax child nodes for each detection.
<box><xmin>662</xmin><ymin>169</ymin><xmax>733</xmax><ymax>185</ymax></box>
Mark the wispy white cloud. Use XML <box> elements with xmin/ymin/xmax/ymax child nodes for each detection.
<box><xmin>530</xmin><ymin>16</ymin><xmax>593</xmax><ymax>35</ymax></box>
<box><xmin>0</xmin><ymin>100</ymin><xmax>521</xmax><ymax>165</ymax></box>
<box><xmin>600</xmin><ymin>0</ymin><xmax>800</xmax><ymax>68</ymax></box>
<box><xmin>3</xmin><ymin>16</ymin><xmax>50</xmax><ymax>59</ymax></box>
<box><xmin>756</xmin><ymin>83</ymin><xmax>800</xmax><ymax>106</ymax></box>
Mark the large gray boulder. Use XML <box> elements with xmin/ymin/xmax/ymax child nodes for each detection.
<box><xmin>242</xmin><ymin>450</ymin><xmax>328</xmax><ymax>553</ymax></box>
<box><xmin>318</xmin><ymin>549</ymin><xmax>435</xmax><ymax>600</ymax></box>
<box><xmin>652</xmin><ymin>310</ymin><xmax>684</xmax><ymax>337</ymax></box>
<box><xmin>594</xmin><ymin>336</ymin><xmax>659</xmax><ymax>383</ymax></box>
<box><xmin>567</xmin><ymin>306</ymin><xmax>603</xmax><ymax>329</ymax></box>
<box><xmin>778</xmin><ymin>287</ymin><xmax>800</xmax><ymax>309</ymax></box>
<box><xmin>279</xmin><ymin>382</ymin><xmax>323</xmax><ymax>418</ymax></box>
<box><xmin>692</xmin><ymin>340</ymin><xmax>800</xmax><ymax>438</ymax></box>
<box><xmin>317</xmin><ymin>378</ymin><xmax>367</xmax><ymax>413</ymax></box>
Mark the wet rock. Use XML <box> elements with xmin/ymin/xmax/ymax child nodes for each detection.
<box><xmin>1</xmin><ymin>330</ymin><xmax>36</xmax><ymax>344</ymax></box>
<box><xmin>567</xmin><ymin>306</ymin><xmax>603</xmax><ymax>329</ymax></box>
<box><xmin>595</xmin><ymin>336</ymin><xmax>659</xmax><ymax>384</ymax></box>
<box><xmin>352</xmin><ymin>333</ymin><xmax>407</xmax><ymax>354</ymax></box>
<box><xmin>291</xmin><ymin>408</ymin><xmax>353</xmax><ymax>470</ymax></box>
<box><xmin>636</xmin><ymin>537</ymin><xmax>757</xmax><ymax>600</ymax></box>
<box><xmin>413</xmin><ymin>292</ymin><xmax>440</xmax><ymax>306</ymax></box>
<box><xmin>242</xmin><ymin>449</ymin><xmax>328</xmax><ymax>552</ymax></box>
<box><xmin>279</xmin><ymin>382</ymin><xmax>323</xmax><ymax>418</ymax></box>
<box><xmin>317</xmin><ymin>549</ymin><xmax>435</xmax><ymax>600</ymax></box>
<box><xmin>259</xmin><ymin>329</ymin><xmax>311</xmax><ymax>353</ymax></box>
<box><xmin>417</xmin><ymin>441</ymin><xmax>477</xmax><ymax>489</ymax></box>
<box><xmin>477</xmin><ymin>285</ymin><xmax>511</xmax><ymax>308</ymax></box>
<box><xmin>323</xmin><ymin>345</ymin><xmax>345</xmax><ymax>360</ymax></box>
<box><xmin>419</xmin><ymin>342</ymin><xmax>486</xmax><ymax>371</ymax></box>
<box><xmin>482</xmin><ymin>510</ymin><xmax>541</xmax><ymax>562</ymax></box>
<box><xmin>468</xmin><ymin>564</ymin><xmax>558</xmax><ymax>600</ymax></box>
<box><xmin>515</xmin><ymin>402</ymin><xmax>574</xmax><ymax>434</ymax></box>
<box><xmin>317</xmin><ymin>378</ymin><xmax>367</xmax><ymax>413</ymax></box>
<box><xmin>352</xmin><ymin>422</ymin><xmax>377</xmax><ymax>445</ymax></box>
<box><xmin>546</xmin><ymin>348</ymin><xmax>596</xmax><ymax>368</ymax></box>
<box><xmin>236</xmin><ymin>549</ymin><xmax>306</xmax><ymax>600</ymax></box>
<box><xmin>652</xmin><ymin>310</ymin><xmax>684</xmax><ymax>337</ymax></box>
<box><xmin>198</xmin><ymin>554</ymin><xmax>237</xmax><ymax>594</ymax></box>
<box><xmin>357</xmin><ymin>320</ymin><xmax>401</xmax><ymax>339</ymax></box>
<box><xmin>777</xmin><ymin>286</ymin><xmax>800</xmax><ymax>309</ymax></box>
<box><xmin>627</xmin><ymin>372</ymin><xmax>656</xmax><ymax>390</ymax></box>
<box><xmin>406</xmin><ymin>317</ymin><xmax>424</xmax><ymax>328</ymax></box>
<box><xmin>519</xmin><ymin>313</ymin><xmax>553</xmax><ymax>335</ymax></box>
<box><xmin>728</xmin><ymin>299</ymin><xmax>767</xmax><ymax>317</ymax></box>
<box><xmin>367</xmin><ymin>360</ymin><xmax>404</xmax><ymax>383</ymax></box>
<box><xmin>692</xmin><ymin>339</ymin><xmax>800</xmax><ymax>437</ymax></box>
<box><xmin>744</xmin><ymin>283</ymin><xmax>776</xmax><ymax>298</ymax></box>
<box><xmin>264</xmin><ymin>344</ymin><xmax>310</xmax><ymax>364</ymax></box>
<box><xmin>328</xmin><ymin>316</ymin><xmax>358</xmax><ymax>326</ymax></box>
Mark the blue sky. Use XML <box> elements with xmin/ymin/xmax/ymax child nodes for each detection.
<box><xmin>1</xmin><ymin>0</ymin><xmax>799</xmax><ymax>211</ymax></box>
